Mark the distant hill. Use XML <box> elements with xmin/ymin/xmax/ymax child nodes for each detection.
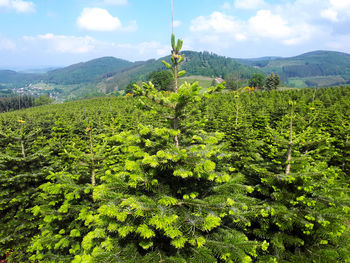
<box><xmin>0</xmin><ymin>57</ymin><xmax>133</xmax><ymax>88</ymax></box>
<box><xmin>97</xmin><ymin>51</ymin><xmax>262</xmax><ymax>92</ymax></box>
<box><xmin>19</xmin><ymin>67</ymin><xmax>60</xmax><ymax>74</ymax></box>
<box><xmin>45</xmin><ymin>57</ymin><xmax>133</xmax><ymax>85</ymax></box>
<box><xmin>0</xmin><ymin>70</ymin><xmax>41</xmax><ymax>87</ymax></box>
<box><xmin>2</xmin><ymin>50</ymin><xmax>350</xmax><ymax>100</ymax></box>
<box><xmin>182</xmin><ymin>51</ymin><xmax>260</xmax><ymax>77</ymax></box>
<box><xmin>238</xmin><ymin>50</ymin><xmax>350</xmax><ymax>87</ymax></box>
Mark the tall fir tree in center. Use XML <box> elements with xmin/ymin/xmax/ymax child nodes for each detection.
<box><xmin>75</xmin><ymin>35</ymin><xmax>262</xmax><ymax>263</ymax></box>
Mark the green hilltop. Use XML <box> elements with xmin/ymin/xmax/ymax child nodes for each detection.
<box><xmin>45</xmin><ymin>56</ymin><xmax>133</xmax><ymax>85</ymax></box>
<box><xmin>1</xmin><ymin>50</ymin><xmax>350</xmax><ymax>100</ymax></box>
<box><xmin>97</xmin><ymin>51</ymin><xmax>262</xmax><ymax>93</ymax></box>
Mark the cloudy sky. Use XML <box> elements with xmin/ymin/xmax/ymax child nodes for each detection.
<box><xmin>1</xmin><ymin>0</ymin><xmax>350</xmax><ymax>68</ymax></box>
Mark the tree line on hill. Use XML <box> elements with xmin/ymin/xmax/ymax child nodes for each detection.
<box><xmin>0</xmin><ymin>94</ymin><xmax>54</xmax><ymax>113</ymax></box>
<box><xmin>238</xmin><ymin>50</ymin><xmax>350</xmax><ymax>86</ymax></box>
<box><xmin>125</xmin><ymin>70</ymin><xmax>281</xmax><ymax>94</ymax></box>
<box><xmin>2</xmin><ymin>49</ymin><xmax>350</xmax><ymax>99</ymax></box>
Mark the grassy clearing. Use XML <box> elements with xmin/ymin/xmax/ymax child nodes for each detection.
<box><xmin>288</xmin><ymin>78</ymin><xmax>307</xmax><ymax>88</ymax></box>
<box><xmin>304</xmin><ymin>75</ymin><xmax>346</xmax><ymax>87</ymax></box>
<box><xmin>179</xmin><ymin>75</ymin><xmax>214</xmax><ymax>92</ymax></box>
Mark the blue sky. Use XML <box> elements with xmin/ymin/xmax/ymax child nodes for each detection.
<box><xmin>1</xmin><ymin>0</ymin><xmax>350</xmax><ymax>68</ymax></box>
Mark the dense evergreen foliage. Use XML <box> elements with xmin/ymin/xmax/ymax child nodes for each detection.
<box><xmin>147</xmin><ymin>70</ymin><xmax>174</xmax><ymax>91</ymax></box>
<box><xmin>0</xmin><ymin>82</ymin><xmax>349</xmax><ymax>262</ymax></box>
<box><xmin>0</xmin><ymin>94</ymin><xmax>54</xmax><ymax>113</ymax></box>
<box><xmin>265</xmin><ymin>73</ymin><xmax>280</xmax><ymax>90</ymax></box>
<box><xmin>180</xmin><ymin>51</ymin><xmax>261</xmax><ymax>79</ymax></box>
<box><xmin>0</xmin><ymin>95</ymin><xmax>35</xmax><ymax>113</ymax></box>
<box><xmin>248</xmin><ymin>74</ymin><xmax>266</xmax><ymax>90</ymax></box>
<box><xmin>0</xmin><ymin>85</ymin><xmax>12</xmax><ymax>96</ymax></box>
<box><xmin>0</xmin><ymin>35</ymin><xmax>349</xmax><ymax>262</ymax></box>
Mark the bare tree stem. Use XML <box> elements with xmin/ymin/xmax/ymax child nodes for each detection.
<box><xmin>285</xmin><ymin>103</ymin><xmax>294</xmax><ymax>175</ymax></box>
<box><xmin>21</xmin><ymin>140</ymin><xmax>26</xmax><ymax>158</ymax></box>
<box><xmin>89</xmin><ymin>129</ymin><xmax>96</xmax><ymax>187</ymax></box>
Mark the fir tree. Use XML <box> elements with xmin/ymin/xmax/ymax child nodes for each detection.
<box><xmin>0</xmin><ymin>120</ymin><xmax>49</xmax><ymax>262</ymax></box>
<box><xmin>75</xmin><ymin>35</ymin><xmax>262</xmax><ymax>263</ymax></box>
<box><xmin>27</xmin><ymin>116</ymin><xmax>107</xmax><ymax>262</ymax></box>
<box><xmin>247</xmin><ymin>101</ymin><xmax>350</xmax><ymax>262</ymax></box>
<box><xmin>265</xmin><ymin>73</ymin><xmax>280</xmax><ymax>91</ymax></box>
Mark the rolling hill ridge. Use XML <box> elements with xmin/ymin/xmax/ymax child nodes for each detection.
<box><xmin>1</xmin><ymin>50</ymin><xmax>350</xmax><ymax>100</ymax></box>
<box><xmin>237</xmin><ymin>50</ymin><xmax>350</xmax><ymax>87</ymax></box>
<box><xmin>96</xmin><ymin>51</ymin><xmax>263</xmax><ymax>93</ymax></box>
<box><xmin>45</xmin><ymin>57</ymin><xmax>133</xmax><ymax>85</ymax></box>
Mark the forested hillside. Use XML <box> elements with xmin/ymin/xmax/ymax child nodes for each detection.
<box><xmin>96</xmin><ymin>51</ymin><xmax>262</xmax><ymax>92</ymax></box>
<box><xmin>2</xmin><ymin>50</ymin><xmax>350</xmax><ymax>100</ymax></box>
<box><xmin>238</xmin><ymin>50</ymin><xmax>350</xmax><ymax>87</ymax></box>
<box><xmin>0</xmin><ymin>70</ymin><xmax>42</xmax><ymax>87</ymax></box>
<box><xmin>45</xmin><ymin>57</ymin><xmax>133</xmax><ymax>85</ymax></box>
<box><xmin>1</xmin><ymin>51</ymin><xmax>261</xmax><ymax>99</ymax></box>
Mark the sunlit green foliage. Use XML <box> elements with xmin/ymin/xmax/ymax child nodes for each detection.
<box><xmin>73</xmin><ymin>35</ymin><xmax>260</xmax><ymax>262</ymax></box>
<box><xmin>0</xmin><ymin>70</ymin><xmax>349</xmax><ymax>262</ymax></box>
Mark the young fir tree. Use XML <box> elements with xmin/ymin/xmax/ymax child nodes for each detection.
<box><xmin>265</xmin><ymin>73</ymin><xmax>280</xmax><ymax>91</ymax></box>
<box><xmin>74</xmin><ymin>35</ymin><xmax>264</xmax><ymax>263</ymax></box>
<box><xmin>0</xmin><ymin>119</ymin><xmax>50</xmax><ymax>262</ymax></box>
<box><xmin>248</xmin><ymin>101</ymin><xmax>350</xmax><ymax>262</ymax></box>
<box><xmin>318</xmin><ymin>90</ymin><xmax>350</xmax><ymax>178</ymax></box>
<box><xmin>28</xmin><ymin>117</ymin><xmax>106</xmax><ymax>262</ymax></box>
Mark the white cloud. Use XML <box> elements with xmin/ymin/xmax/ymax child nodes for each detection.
<box><xmin>320</xmin><ymin>0</ymin><xmax>350</xmax><ymax>21</ymax></box>
<box><xmin>11</xmin><ymin>0</ymin><xmax>34</xmax><ymax>12</ymax></box>
<box><xmin>23</xmin><ymin>33</ymin><xmax>100</xmax><ymax>54</ymax></box>
<box><xmin>117</xmin><ymin>41</ymin><xmax>170</xmax><ymax>57</ymax></box>
<box><xmin>330</xmin><ymin>0</ymin><xmax>350</xmax><ymax>9</ymax></box>
<box><xmin>235</xmin><ymin>33</ymin><xmax>247</xmax><ymax>41</ymax></box>
<box><xmin>0</xmin><ymin>37</ymin><xmax>16</xmax><ymax>51</ymax></box>
<box><xmin>77</xmin><ymin>8</ymin><xmax>137</xmax><ymax>32</ymax></box>
<box><xmin>0</xmin><ymin>0</ymin><xmax>35</xmax><ymax>13</ymax></box>
<box><xmin>283</xmin><ymin>32</ymin><xmax>311</xmax><ymax>46</ymax></box>
<box><xmin>189</xmin><ymin>12</ymin><xmax>249</xmax><ymax>50</ymax></box>
<box><xmin>248</xmin><ymin>9</ymin><xmax>315</xmax><ymax>45</ymax></box>
<box><xmin>190</xmin><ymin>12</ymin><xmax>240</xmax><ymax>33</ymax></box>
<box><xmin>77</xmin><ymin>8</ymin><xmax>122</xmax><ymax>31</ymax></box>
<box><xmin>4</xmin><ymin>0</ymin><xmax>350</xmax><ymax>66</ymax></box>
<box><xmin>321</xmin><ymin>8</ymin><xmax>338</xmax><ymax>21</ymax></box>
<box><xmin>188</xmin><ymin>3</ymin><xmax>324</xmax><ymax>57</ymax></box>
<box><xmin>103</xmin><ymin>0</ymin><xmax>128</xmax><ymax>5</ymax></box>
<box><xmin>191</xmin><ymin>11</ymin><xmax>292</xmax><ymax>42</ymax></box>
<box><xmin>17</xmin><ymin>33</ymin><xmax>170</xmax><ymax>63</ymax></box>
<box><xmin>234</xmin><ymin>0</ymin><xmax>266</xmax><ymax>10</ymax></box>
<box><xmin>249</xmin><ymin>10</ymin><xmax>291</xmax><ymax>39</ymax></box>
